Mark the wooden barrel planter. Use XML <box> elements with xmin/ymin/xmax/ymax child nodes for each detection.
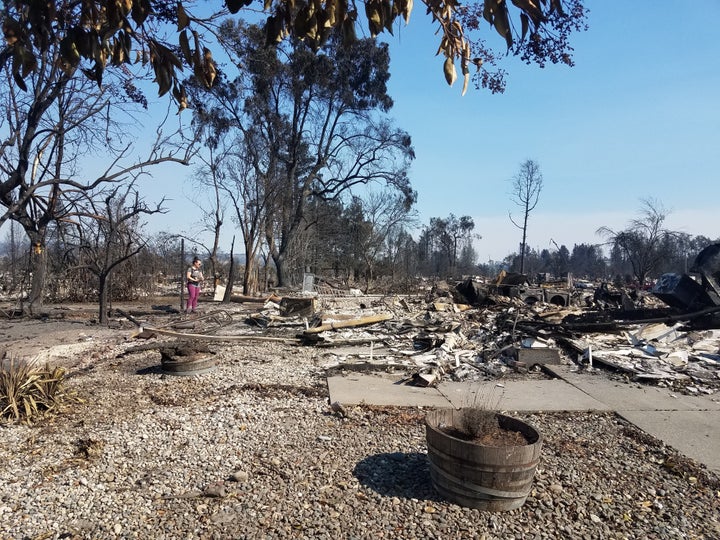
<box><xmin>160</xmin><ymin>342</ymin><xmax>216</xmax><ymax>376</ymax></box>
<box><xmin>425</xmin><ymin>409</ymin><xmax>543</xmax><ymax>512</ymax></box>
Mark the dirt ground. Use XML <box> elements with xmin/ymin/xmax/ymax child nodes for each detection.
<box><xmin>0</xmin><ymin>298</ymin><xmax>184</xmax><ymax>365</ymax></box>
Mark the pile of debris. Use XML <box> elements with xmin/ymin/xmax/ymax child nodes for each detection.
<box><xmin>129</xmin><ymin>246</ymin><xmax>720</xmax><ymax>396</ymax></box>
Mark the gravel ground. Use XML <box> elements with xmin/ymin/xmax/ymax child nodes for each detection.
<box><xmin>1</xmin><ymin>336</ymin><xmax>719</xmax><ymax>540</ymax></box>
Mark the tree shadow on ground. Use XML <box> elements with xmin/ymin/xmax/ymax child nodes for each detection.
<box><xmin>353</xmin><ymin>452</ymin><xmax>441</xmax><ymax>502</ymax></box>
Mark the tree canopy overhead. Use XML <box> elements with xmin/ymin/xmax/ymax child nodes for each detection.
<box><xmin>2</xmin><ymin>0</ymin><xmax>587</xmax><ymax>109</ymax></box>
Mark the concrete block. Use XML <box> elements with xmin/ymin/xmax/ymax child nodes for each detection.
<box><xmin>279</xmin><ymin>297</ymin><xmax>316</xmax><ymax>317</ymax></box>
<box><xmin>516</xmin><ymin>347</ymin><xmax>562</xmax><ymax>367</ymax></box>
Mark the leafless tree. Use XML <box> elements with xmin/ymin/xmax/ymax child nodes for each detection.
<box><xmin>509</xmin><ymin>159</ymin><xmax>543</xmax><ymax>274</ymax></box>
<box><xmin>597</xmin><ymin>198</ymin><xmax>675</xmax><ymax>287</ymax></box>
<box><xmin>181</xmin><ymin>144</ymin><xmax>228</xmax><ymax>294</ymax></box>
<box><xmin>356</xmin><ymin>190</ymin><xmax>419</xmax><ymax>292</ymax></box>
<box><xmin>0</xmin><ymin>58</ymin><xmax>198</xmax><ymax>313</ymax></box>
<box><xmin>225</xmin><ymin>173</ymin><xmax>267</xmax><ymax>293</ymax></box>
<box><xmin>0</xmin><ymin>220</ymin><xmax>27</xmax><ymax>295</ymax></box>
<box><xmin>184</xmin><ymin>115</ymin><xmax>273</xmax><ymax>295</ymax></box>
<box><xmin>63</xmin><ymin>182</ymin><xmax>166</xmax><ymax>324</ymax></box>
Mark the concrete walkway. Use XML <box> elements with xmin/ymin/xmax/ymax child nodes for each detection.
<box><xmin>327</xmin><ymin>366</ymin><xmax>720</xmax><ymax>474</ymax></box>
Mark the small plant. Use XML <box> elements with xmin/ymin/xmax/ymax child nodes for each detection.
<box><xmin>455</xmin><ymin>382</ymin><xmax>505</xmax><ymax>439</ymax></box>
<box><xmin>460</xmin><ymin>381</ymin><xmax>504</xmax><ymax>410</ymax></box>
<box><xmin>459</xmin><ymin>408</ymin><xmax>500</xmax><ymax>439</ymax></box>
<box><xmin>0</xmin><ymin>358</ymin><xmax>75</xmax><ymax>423</ymax></box>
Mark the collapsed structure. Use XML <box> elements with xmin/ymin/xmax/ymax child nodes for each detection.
<box><xmin>130</xmin><ymin>245</ymin><xmax>720</xmax><ymax>396</ymax></box>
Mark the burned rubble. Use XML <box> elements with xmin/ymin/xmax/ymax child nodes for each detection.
<box><xmin>124</xmin><ymin>247</ymin><xmax>720</xmax><ymax>397</ymax></box>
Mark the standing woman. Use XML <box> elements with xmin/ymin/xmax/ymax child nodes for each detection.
<box><xmin>186</xmin><ymin>257</ymin><xmax>204</xmax><ymax>314</ymax></box>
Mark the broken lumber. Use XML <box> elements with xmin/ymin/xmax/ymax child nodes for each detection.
<box><xmin>228</xmin><ymin>293</ymin><xmax>283</xmax><ymax>304</ymax></box>
<box><xmin>303</xmin><ymin>313</ymin><xmax>393</xmax><ymax>334</ymax></box>
<box><xmin>134</xmin><ymin>325</ymin><xmax>301</xmax><ymax>343</ymax></box>
<box><xmin>212</xmin><ymin>289</ymin><xmax>283</xmax><ymax>304</ymax></box>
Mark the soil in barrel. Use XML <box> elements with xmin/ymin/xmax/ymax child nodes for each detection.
<box><xmin>439</xmin><ymin>409</ymin><xmax>530</xmax><ymax>446</ymax></box>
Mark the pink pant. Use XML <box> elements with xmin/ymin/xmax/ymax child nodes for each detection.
<box><xmin>186</xmin><ymin>283</ymin><xmax>200</xmax><ymax>312</ymax></box>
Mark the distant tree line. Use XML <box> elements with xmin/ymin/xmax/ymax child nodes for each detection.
<box><xmin>2</xmin><ymin>193</ymin><xmax>716</xmax><ymax>307</ymax></box>
<box><xmin>497</xmin><ymin>200</ymin><xmax>717</xmax><ymax>287</ymax></box>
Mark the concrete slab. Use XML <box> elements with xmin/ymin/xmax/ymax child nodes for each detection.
<box><xmin>327</xmin><ymin>366</ymin><xmax>720</xmax><ymax>475</ymax></box>
<box><xmin>327</xmin><ymin>373</ymin><xmax>451</xmax><ymax>408</ymax></box>
<box><xmin>547</xmin><ymin>365</ymin><xmax>720</xmax><ymax>411</ymax></box>
<box><xmin>618</xmin><ymin>410</ymin><xmax>720</xmax><ymax>474</ymax></box>
<box><xmin>438</xmin><ymin>379</ymin><xmax>611</xmax><ymax>412</ymax></box>
<box><xmin>327</xmin><ymin>373</ymin><xmax>610</xmax><ymax>412</ymax></box>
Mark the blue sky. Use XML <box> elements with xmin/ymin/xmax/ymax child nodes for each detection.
<box><xmin>127</xmin><ymin>1</ymin><xmax>720</xmax><ymax>263</ymax></box>
<box><xmin>375</xmin><ymin>0</ymin><xmax>720</xmax><ymax>262</ymax></box>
